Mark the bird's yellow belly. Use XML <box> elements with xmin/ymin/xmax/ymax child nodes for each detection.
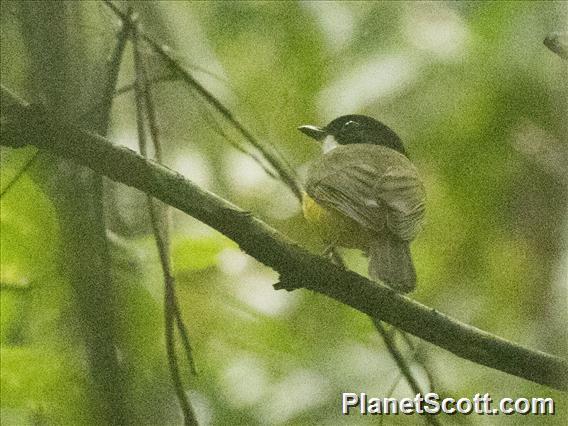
<box><xmin>302</xmin><ymin>192</ymin><xmax>372</xmax><ymax>249</ymax></box>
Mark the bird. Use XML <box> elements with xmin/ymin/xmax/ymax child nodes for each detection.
<box><xmin>298</xmin><ymin>114</ymin><xmax>425</xmax><ymax>293</ymax></box>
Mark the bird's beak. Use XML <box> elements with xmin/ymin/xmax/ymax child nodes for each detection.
<box><xmin>298</xmin><ymin>125</ymin><xmax>326</xmax><ymax>141</ymax></box>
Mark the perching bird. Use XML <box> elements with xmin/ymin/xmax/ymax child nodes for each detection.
<box><xmin>298</xmin><ymin>115</ymin><xmax>425</xmax><ymax>293</ymax></box>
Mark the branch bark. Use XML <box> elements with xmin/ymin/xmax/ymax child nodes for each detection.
<box><xmin>2</xmin><ymin>96</ymin><xmax>567</xmax><ymax>392</ymax></box>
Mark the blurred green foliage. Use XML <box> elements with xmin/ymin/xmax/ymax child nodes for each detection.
<box><xmin>1</xmin><ymin>1</ymin><xmax>567</xmax><ymax>425</ymax></box>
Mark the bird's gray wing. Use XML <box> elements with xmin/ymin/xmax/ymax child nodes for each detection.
<box><xmin>372</xmin><ymin>164</ymin><xmax>426</xmax><ymax>241</ymax></box>
<box><xmin>307</xmin><ymin>162</ymin><xmax>389</xmax><ymax>234</ymax></box>
<box><xmin>306</xmin><ymin>145</ymin><xmax>425</xmax><ymax>241</ymax></box>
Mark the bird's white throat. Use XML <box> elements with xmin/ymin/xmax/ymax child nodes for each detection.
<box><xmin>322</xmin><ymin>135</ymin><xmax>339</xmax><ymax>153</ymax></box>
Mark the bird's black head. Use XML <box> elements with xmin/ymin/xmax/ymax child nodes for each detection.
<box><xmin>298</xmin><ymin>114</ymin><xmax>407</xmax><ymax>156</ymax></box>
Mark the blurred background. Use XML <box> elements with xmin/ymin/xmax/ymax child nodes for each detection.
<box><xmin>1</xmin><ymin>1</ymin><xmax>566</xmax><ymax>424</ymax></box>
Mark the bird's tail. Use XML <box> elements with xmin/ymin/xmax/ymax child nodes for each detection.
<box><xmin>368</xmin><ymin>234</ymin><xmax>416</xmax><ymax>293</ymax></box>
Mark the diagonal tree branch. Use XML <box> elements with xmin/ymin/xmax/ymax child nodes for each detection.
<box><xmin>2</xmin><ymin>95</ymin><xmax>567</xmax><ymax>392</ymax></box>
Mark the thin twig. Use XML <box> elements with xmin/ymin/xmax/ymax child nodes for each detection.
<box><xmin>173</xmin><ymin>303</ymin><xmax>197</xmax><ymax>375</ymax></box>
<box><xmin>379</xmin><ymin>370</ymin><xmax>403</xmax><ymax>426</ymax></box>
<box><xmin>399</xmin><ymin>329</ymin><xmax>439</xmax><ymax>393</ymax></box>
<box><xmin>372</xmin><ymin>319</ymin><xmax>424</xmax><ymax>395</ymax></box>
<box><xmin>93</xmin><ymin>10</ymin><xmax>130</xmax><ymax>133</ymax></box>
<box><xmin>133</xmin><ymin>18</ymin><xmax>197</xmax><ymax>375</ymax></box>
<box><xmin>102</xmin><ymin>0</ymin><xmax>303</xmax><ymax>201</ymax></box>
<box><xmin>90</xmin><ymin>11</ymin><xmax>133</xmax><ymax>423</ymax></box>
<box><xmin>99</xmin><ymin>70</ymin><xmax>287</xmax><ymax>185</ymax></box>
<box><xmin>0</xmin><ymin>151</ymin><xmax>39</xmax><ymax>198</ymax></box>
<box><xmin>114</xmin><ymin>73</ymin><xmax>280</xmax><ymax>180</ymax></box>
<box><xmin>133</xmin><ymin>23</ymin><xmax>197</xmax><ymax>375</ymax></box>
<box><xmin>185</xmin><ymin>88</ymin><xmax>278</xmax><ymax>179</ymax></box>
<box><xmin>373</xmin><ymin>319</ymin><xmax>441</xmax><ymax>426</ymax></box>
<box><xmin>115</xmin><ymin>74</ymin><xmax>179</xmax><ymax>97</ymax></box>
<box><xmin>385</xmin><ymin>369</ymin><xmax>404</xmax><ymax>400</ymax></box>
<box><xmin>132</xmin><ymin>16</ymin><xmax>198</xmax><ymax>425</ymax></box>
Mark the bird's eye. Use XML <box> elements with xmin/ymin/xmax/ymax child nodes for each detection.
<box><xmin>342</xmin><ymin>120</ymin><xmax>359</xmax><ymax>132</ymax></box>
